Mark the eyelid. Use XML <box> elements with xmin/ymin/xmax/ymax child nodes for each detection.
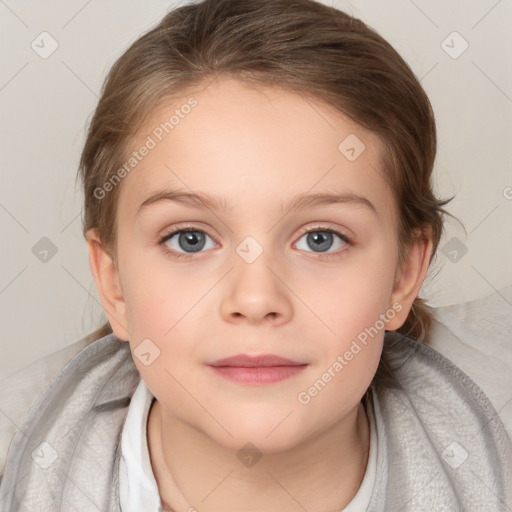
<box><xmin>295</xmin><ymin>223</ymin><xmax>352</xmax><ymax>243</ymax></box>
<box><xmin>158</xmin><ymin>222</ymin><xmax>218</xmax><ymax>242</ymax></box>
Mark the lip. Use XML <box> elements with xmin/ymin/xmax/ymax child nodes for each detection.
<box><xmin>209</xmin><ymin>354</ymin><xmax>305</xmax><ymax>367</ymax></box>
<box><xmin>206</xmin><ymin>354</ymin><xmax>308</xmax><ymax>385</ymax></box>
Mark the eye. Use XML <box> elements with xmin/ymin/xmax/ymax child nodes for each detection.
<box><xmin>294</xmin><ymin>226</ymin><xmax>351</xmax><ymax>258</ymax></box>
<box><xmin>158</xmin><ymin>227</ymin><xmax>217</xmax><ymax>259</ymax></box>
<box><xmin>158</xmin><ymin>225</ymin><xmax>352</xmax><ymax>260</ymax></box>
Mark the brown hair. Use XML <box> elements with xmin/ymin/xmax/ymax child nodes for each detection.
<box><xmin>78</xmin><ymin>0</ymin><xmax>458</xmax><ymax>346</ymax></box>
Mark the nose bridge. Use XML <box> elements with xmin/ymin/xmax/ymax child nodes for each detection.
<box><xmin>220</xmin><ymin>231</ymin><xmax>292</xmax><ymax>323</ymax></box>
<box><xmin>228</xmin><ymin>202</ymin><xmax>279</xmax><ymax>268</ymax></box>
<box><xmin>231</xmin><ymin>232</ymin><xmax>280</xmax><ymax>290</ymax></box>
<box><xmin>235</xmin><ymin>233</ymin><xmax>268</xmax><ymax>266</ymax></box>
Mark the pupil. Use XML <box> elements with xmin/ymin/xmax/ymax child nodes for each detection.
<box><xmin>180</xmin><ymin>231</ymin><xmax>205</xmax><ymax>253</ymax></box>
<box><xmin>308</xmin><ymin>231</ymin><xmax>332</xmax><ymax>252</ymax></box>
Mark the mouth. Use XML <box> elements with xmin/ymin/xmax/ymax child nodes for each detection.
<box><xmin>206</xmin><ymin>354</ymin><xmax>308</xmax><ymax>385</ymax></box>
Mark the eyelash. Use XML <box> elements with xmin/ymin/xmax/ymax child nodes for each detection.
<box><xmin>157</xmin><ymin>224</ymin><xmax>352</xmax><ymax>261</ymax></box>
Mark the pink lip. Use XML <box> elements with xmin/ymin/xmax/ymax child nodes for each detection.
<box><xmin>209</xmin><ymin>354</ymin><xmax>304</xmax><ymax>367</ymax></box>
<box><xmin>206</xmin><ymin>354</ymin><xmax>308</xmax><ymax>385</ymax></box>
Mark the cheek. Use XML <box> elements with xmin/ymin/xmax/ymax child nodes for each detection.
<box><xmin>317</xmin><ymin>248</ymin><xmax>397</xmax><ymax>336</ymax></box>
<box><xmin>297</xmin><ymin>255</ymin><xmax>394</xmax><ymax>415</ymax></box>
<box><xmin>295</xmin><ymin>333</ymin><xmax>383</xmax><ymax>432</ymax></box>
<box><xmin>119</xmin><ymin>254</ymin><xmax>201</xmax><ymax>375</ymax></box>
<box><xmin>118</xmin><ymin>244</ymin><xmax>184</xmax><ymax>338</ymax></box>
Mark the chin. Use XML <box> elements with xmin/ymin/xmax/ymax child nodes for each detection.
<box><xmin>200</xmin><ymin>415</ymin><xmax>312</xmax><ymax>455</ymax></box>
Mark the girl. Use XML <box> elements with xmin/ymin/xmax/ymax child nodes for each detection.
<box><xmin>1</xmin><ymin>0</ymin><xmax>511</xmax><ymax>510</ymax></box>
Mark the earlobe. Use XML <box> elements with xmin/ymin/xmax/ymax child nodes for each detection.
<box><xmin>86</xmin><ymin>229</ymin><xmax>130</xmax><ymax>341</ymax></box>
<box><xmin>386</xmin><ymin>232</ymin><xmax>433</xmax><ymax>331</ymax></box>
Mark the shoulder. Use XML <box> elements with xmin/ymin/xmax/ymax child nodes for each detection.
<box><xmin>427</xmin><ymin>284</ymin><xmax>512</xmax><ymax>439</ymax></box>
<box><xmin>0</xmin><ymin>337</ymin><xmax>84</xmax><ymax>478</ymax></box>
<box><xmin>376</xmin><ymin>283</ymin><xmax>512</xmax><ymax>438</ymax></box>
<box><xmin>0</xmin><ymin>333</ymin><xmax>139</xmax><ymax>504</ymax></box>
<box><xmin>376</xmin><ymin>329</ymin><xmax>509</xmax><ymax>432</ymax></box>
<box><xmin>369</xmin><ymin>329</ymin><xmax>512</xmax><ymax>510</ymax></box>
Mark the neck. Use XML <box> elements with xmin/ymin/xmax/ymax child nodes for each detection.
<box><xmin>148</xmin><ymin>400</ymin><xmax>370</xmax><ymax>512</ymax></box>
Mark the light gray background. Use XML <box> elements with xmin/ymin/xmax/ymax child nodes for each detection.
<box><xmin>1</xmin><ymin>0</ymin><xmax>511</xmax><ymax>380</ymax></box>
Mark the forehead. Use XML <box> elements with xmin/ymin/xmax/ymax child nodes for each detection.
<box><xmin>118</xmin><ymin>76</ymin><xmax>395</xmax><ymax>223</ymax></box>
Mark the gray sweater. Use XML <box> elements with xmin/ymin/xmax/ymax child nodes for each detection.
<box><xmin>1</xmin><ymin>331</ymin><xmax>511</xmax><ymax>511</ymax></box>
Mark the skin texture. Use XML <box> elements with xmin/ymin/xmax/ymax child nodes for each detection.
<box><xmin>87</xmin><ymin>76</ymin><xmax>432</xmax><ymax>511</ymax></box>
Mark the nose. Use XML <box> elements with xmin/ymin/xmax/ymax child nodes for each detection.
<box><xmin>219</xmin><ymin>249</ymin><xmax>293</xmax><ymax>326</ymax></box>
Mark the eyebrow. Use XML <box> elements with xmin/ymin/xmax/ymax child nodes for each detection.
<box><xmin>137</xmin><ymin>188</ymin><xmax>377</xmax><ymax>215</ymax></box>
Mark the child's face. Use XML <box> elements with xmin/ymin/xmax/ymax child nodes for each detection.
<box><xmin>92</xmin><ymin>76</ymin><xmax>425</xmax><ymax>451</ymax></box>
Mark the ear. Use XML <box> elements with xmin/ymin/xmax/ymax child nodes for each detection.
<box><xmin>386</xmin><ymin>229</ymin><xmax>433</xmax><ymax>331</ymax></box>
<box><xmin>86</xmin><ymin>229</ymin><xmax>130</xmax><ymax>341</ymax></box>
